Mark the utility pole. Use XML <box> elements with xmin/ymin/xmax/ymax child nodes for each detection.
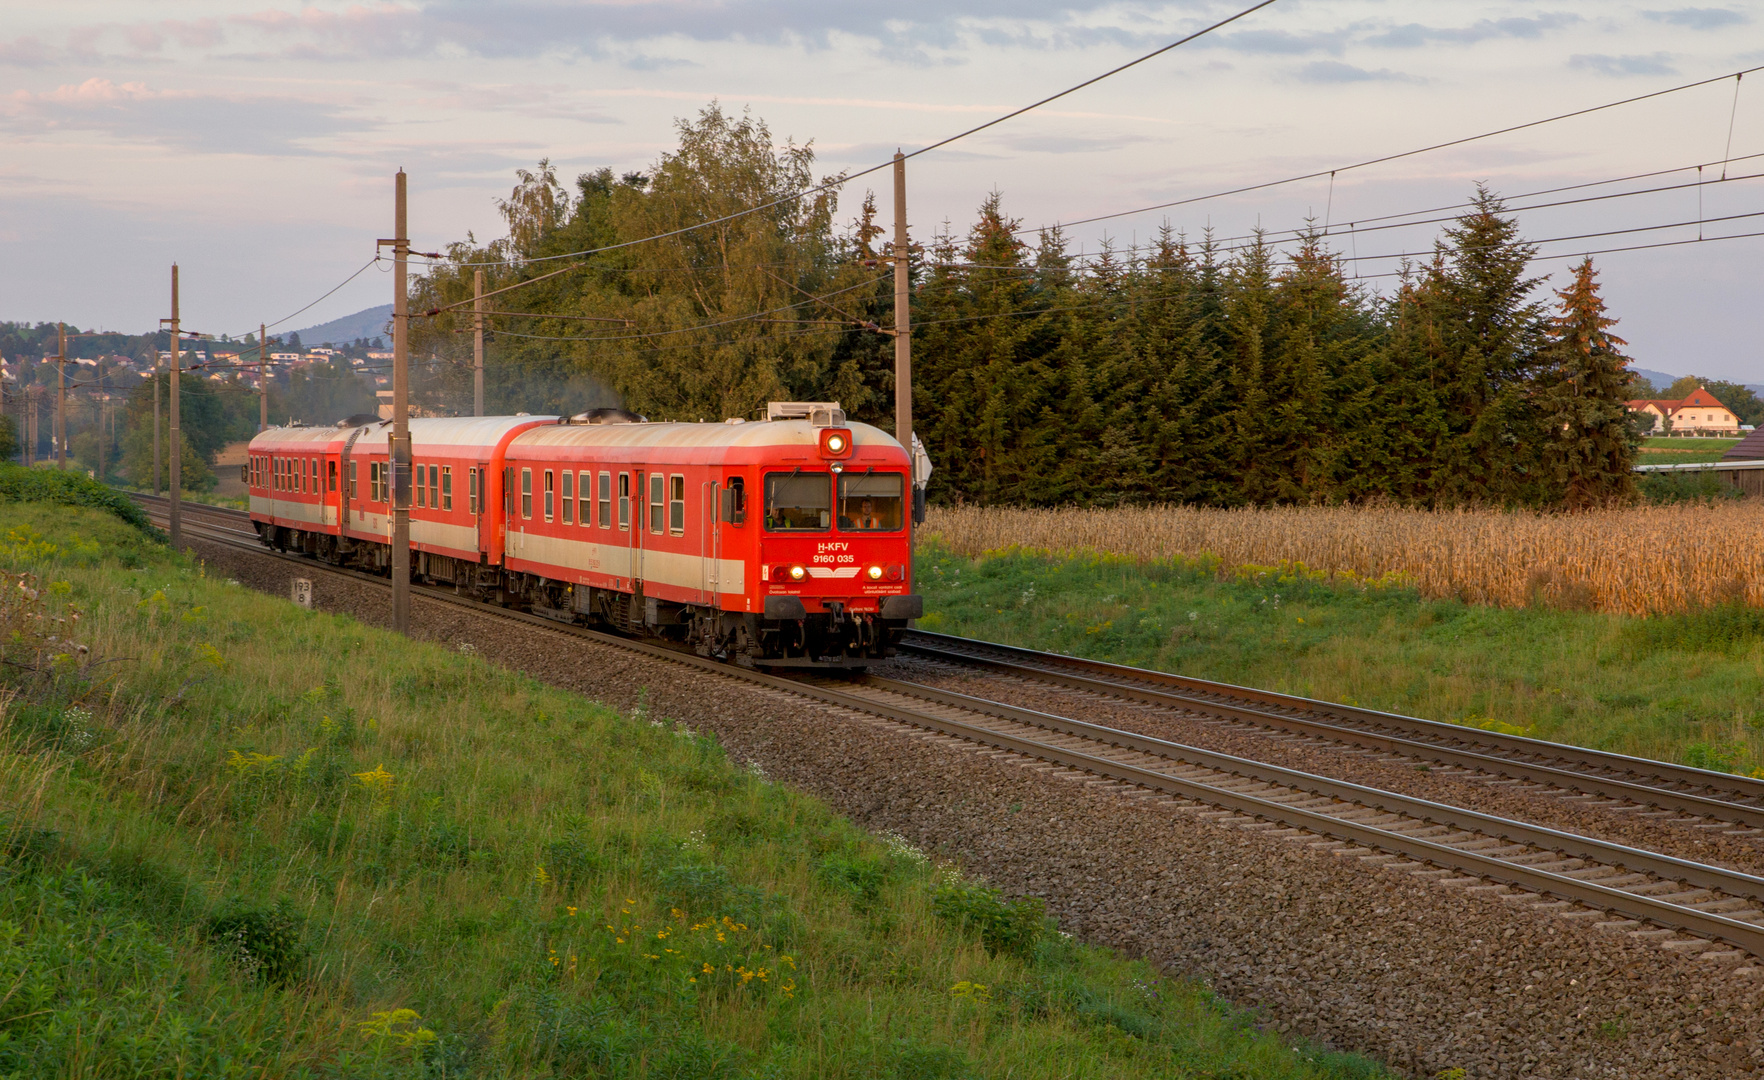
<box><xmin>892</xmin><ymin>151</ymin><xmax>914</xmax><ymax>550</ymax></box>
<box><xmin>259</xmin><ymin>323</ymin><xmax>269</xmax><ymax>432</ymax></box>
<box><xmin>168</xmin><ymin>265</ymin><xmax>181</xmax><ymax>550</ymax></box>
<box><xmin>55</xmin><ymin>322</ymin><xmax>66</xmax><ymax>469</ymax></box>
<box><xmin>390</xmin><ymin>170</ymin><xmax>411</xmax><ymax>633</ymax></box>
<box><xmin>473</xmin><ymin>268</ymin><xmax>485</xmax><ymax>417</ymax></box>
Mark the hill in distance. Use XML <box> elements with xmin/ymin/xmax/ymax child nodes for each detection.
<box><xmin>285</xmin><ymin>304</ymin><xmax>392</xmax><ymax>347</ymax></box>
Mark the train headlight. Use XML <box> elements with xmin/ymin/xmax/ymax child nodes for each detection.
<box><xmin>827</xmin><ymin>433</ymin><xmax>847</xmax><ymax>453</ymax></box>
<box><xmin>866</xmin><ymin>564</ymin><xmax>884</xmax><ymax>581</ymax></box>
<box><xmin>788</xmin><ymin>564</ymin><xmax>807</xmax><ymax>581</ymax></box>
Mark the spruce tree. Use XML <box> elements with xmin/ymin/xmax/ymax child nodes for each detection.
<box><xmin>1536</xmin><ymin>257</ymin><xmax>1638</xmax><ymax>507</ymax></box>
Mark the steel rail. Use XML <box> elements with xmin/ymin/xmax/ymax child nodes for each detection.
<box><xmin>137</xmin><ymin>498</ymin><xmax>1764</xmax><ymax>955</ymax></box>
<box><xmin>903</xmin><ymin>630</ymin><xmax>1764</xmax><ymax>808</ymax></box>
<box><xmin>860</xmin><ymin>674</ymin><xmax>1764</xmax><ymax>903</ymax></box>
<box><xmin>899</xmin><ymin>634</ymin><xmax>1764</xmax><ymax>829</ymax></box>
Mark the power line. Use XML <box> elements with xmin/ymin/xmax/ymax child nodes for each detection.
<box><xmin>1015</xmin><ymin>63</ymin><xmax>1764</xmax><ymax>238</ymax></box>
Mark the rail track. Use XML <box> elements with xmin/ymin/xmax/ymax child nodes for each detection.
<box><xmin>134</xmin><ymin>494</ymin><xmax>1764</xmax><ymax>962</ymax></box>
<box><xmin>900</xmin><ymin>631</ymin><xmax>1764</xmax><ymax>834</ymax></box>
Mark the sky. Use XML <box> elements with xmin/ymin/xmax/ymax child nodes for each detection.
<box><xmin>3</xmin><ymin>1</ymin><xmax>1762</xmax><ymax>382</ymax></box>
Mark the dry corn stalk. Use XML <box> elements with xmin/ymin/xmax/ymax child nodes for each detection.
<box><xmin>923</xmin><ymin>503</ymin><xmax>1764</xmax><ymax>615</ymax></box>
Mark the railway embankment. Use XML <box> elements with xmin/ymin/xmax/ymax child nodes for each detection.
<box><xmin>156</xmin><ymin>495</ymin><xmax>1764</xmax><ymax>1078</ymax></box>
<box><xmin>0</xmin><ymin>489</ymin><xmax>1393</xmax><ymax>1077</ymax></box>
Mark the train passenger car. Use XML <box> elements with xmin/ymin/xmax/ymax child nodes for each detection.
<box><xmin>502</xmin><ymin>402</ymin><xmax>919</xmax><ymax>665</ymax></box>
<box><xmin>246</xmin><ymin>402</ymin><xmax>919</xmax><ymax>667</ymax></box>
<box><xmin>247</xmin><ymin>415</ymin><xmax>557</xmax><ymax>573</ymax></box>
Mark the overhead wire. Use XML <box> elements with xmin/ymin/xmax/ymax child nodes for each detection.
<box><xmin>1012</xmin><ymin>63</ymin><xmax>1764</xmax><ymax>238</ymax></box>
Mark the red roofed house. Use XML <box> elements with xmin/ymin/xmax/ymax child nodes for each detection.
<box><xmin>1626</xmin><ymin>386</ymin><xmax>1740</xmax><ymax>435</ymax></box>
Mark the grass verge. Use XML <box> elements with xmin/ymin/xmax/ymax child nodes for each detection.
<box><xmin>914</xmin><ymin>540</ymin><xmax>1764</xmax><ymax>775</ymax></box>
<box><xmin>0</xmin><ymin>497</ymin><xmax>1390</xmax><ymax>1079</ymax></box>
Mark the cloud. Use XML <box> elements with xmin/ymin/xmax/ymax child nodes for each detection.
<box><xmin>1297</xmin><ymin>61</ymin><xmax>1424</xmax><ymax>84</ymax></box>
<box><xmin>994</xmin><ymin>132</ymin><xmax>1153</xmax><ymax>155</ymax></box>
<box><xmin>1364</xmin><ymin>13</ymin><xmax>1580</xmax><ymax>48</ymax></box>
<box><xmin>1568</xmin><ymin>52</ymin><xmax>1678</xmax><ymax>76</ymax></box>
<box><xmin>1</xmin><ymin>78</ymin><xmax>372</xmax><ymax>155</ymax></box>
<box><xmin>1644</xmin><ymin>8</ymin><xmax>1748</xmax><ymax>30</ymax></box>
<box><xmin>1212</xmin><ymin>28</ymin><xmax>1351</xmax><ymax>57</ymax></box>
<box><xmin>0</xmin><ymin>35</ymin><xmax>54</xmax><ymax>67</ymax></box>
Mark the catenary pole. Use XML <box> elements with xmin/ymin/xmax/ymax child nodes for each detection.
<box><xmin>391</xmin><ymin>170</ymin><xmax>411</xmax><ymax>634</ymax></box>
<box><xmin>259</xmin><ymin>323</ymin><xmax>269</xmax><ymax>432</ymax></box>
<box><xmin>55</xmin><ymin>322</ymin><xmax>65</xmax><ymax>469</ymax></box>
<box><xmin>152</xmin><ymin>343</ymin><xmax>161</xmax><ymax>496</ymax></box>
<box><xmin>892</xmin><ymin>152</ymin><xmax>913</xmax><ymax>555</ymax></box>
<box><xmin>473</xmin><ymin>269</ymin><xmax>485</xmax><ymax>417</ymax></box>
<box><xmin>169</xmin><ymin>265</ymin><xmax>181</xmax><ymax>551</ymax></box>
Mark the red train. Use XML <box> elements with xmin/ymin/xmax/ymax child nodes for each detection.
<box><xmin>244</xmin><ymin>402</ymin><xmax>922</xmax><ymax>667</ymax></box>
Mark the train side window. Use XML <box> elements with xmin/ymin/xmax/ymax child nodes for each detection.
<box><xmin>721</xmin><ymin>476</ymin><xmax>746</xmax><ymax>525</ymax></box>
<box><xmin>328</xmin><ymin>460</ymin><xmax>338</xmax><ymax>493</ymax></box>
<box><xmin>521</xmin><ymin>469</ymin><xmax>533</xmax><ymax>519</ymax></box>
<box><xmin>415</xmin><ymin>463</ymin><xmax>426</xmax><ymax>508</ymax></box>
<box><xmin>349</xmin><ymin>460</ymin><xmax>358</xmax><ymax>500</ymax></box>
<box><xmin>599</xmin><ymin>472</ymin><xmax>612</xmax><ymax>528</ymax></box>
<box><xmin>429</xmin><ymin>464</ymin><xmax>439</xmax><ymax>510</ymax></box>
<box><xmin>669</xmin><ymin>474</ymin><xmax>685</xmax><ymax>534</ymax></box>
<box><xmin>618</xmin><ymin>473</ymin><xmax>630</xmax><ymax>530</ymax></box>
<box><xmin>561</xmin><ymin>471</ymin><xmax>574</xmax><ymax>524</ymax></box>
<box><xmin>468</xmin><ymin>468</ymin><xmax>478</xmax><ymax>515</ymax></box>
<box><xmin>543</xmin><ymin>469</ymin><xmax>555</xmax><ymax>521</ymax></box>
<box><xmin>648</xmin><ymin>473</ymin><xmax>665</xmax><ymax>535</ymax></box>
<box><xmin>441</xmin><ymin>466</ymin><xmax>453</xmax><ymax>511</ymax></box>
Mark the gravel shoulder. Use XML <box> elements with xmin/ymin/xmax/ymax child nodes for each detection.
<box><xmin>193</xmin><ymin>538</ymin><xmax>1764</xmax><ymax>1079</ymax></box>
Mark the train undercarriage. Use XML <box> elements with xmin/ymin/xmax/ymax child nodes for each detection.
<box><xmin>255</xmin><ymin>522</ymin><xmax>907</xmax><ymax>668</ymax></box>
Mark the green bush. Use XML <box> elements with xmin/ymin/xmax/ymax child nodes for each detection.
<box><xmin>1638</xmin><ymin>469</ymin><xmax>1745</xmax><ymax>504</ymax></box>
<box><xmin>932</xmin><ymin>881</ymin><xmax>1046</xmax><ymax>958</ymax></box>
<box><xmin>0</xmin><ymin>464</ymin><xmax>158</xmax><ymax>534</ymax></box>
<box><xmin>207</xmin><ymin>898</ymin><xmax>308</xmax><ymax>985</ymax></box>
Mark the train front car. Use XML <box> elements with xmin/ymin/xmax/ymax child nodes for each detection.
<box><xmin>501</xmin><ymin>401</ymin><xmax>920</xmax><ymax>667</ymax></box>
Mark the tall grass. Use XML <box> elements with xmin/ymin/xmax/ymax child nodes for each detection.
<box><xmin>925</xmin><ymin>502</ymin><xmax>1764</xmax><ymax>615</ymax></box>
<box><xmin>0</xmin><ymin>500</ymin><xmax>1390</xmax><ymax>1080</ymax></box>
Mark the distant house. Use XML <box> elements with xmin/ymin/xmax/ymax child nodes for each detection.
<box><xmin>270</xmin><ymin>352</ymin><xmax>302</xmax><ymax>361</ymax></box>
<box><xmin>1626</xmin><ymin>386</ymin><xmax>1740</xmax><ymax>435</ymax></box>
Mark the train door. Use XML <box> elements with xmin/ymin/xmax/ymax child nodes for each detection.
<box><xmin>701</xmin><ymin>479</ymin><xmax>717</xmax><ymax>604</ymax></box>
<box><xmin>474</xmin><ymin>461</ymin><xmax>490</xmax><ymax>558</ymax></box>
<box><xmin>630</xmin><ymin>470</ymin><xmax>644</xmax><ymax>604</ymax></box>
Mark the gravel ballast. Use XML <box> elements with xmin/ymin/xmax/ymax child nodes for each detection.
<box><xmin>191</xmin><ymin>537</ymin><xmax>1764</xmax><ymax>1078</ymax></box>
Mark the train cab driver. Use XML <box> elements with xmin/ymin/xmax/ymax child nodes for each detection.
<box><xmin>853</xmin><ymin>498</ymin><xmax>883</xmax><ymax>530</ymax></box>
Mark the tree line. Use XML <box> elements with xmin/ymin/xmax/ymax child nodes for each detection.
<box><xmin>415</xmin><ymin>105</ymin><xmax>1663</xmax><ymax>508</ymax></box>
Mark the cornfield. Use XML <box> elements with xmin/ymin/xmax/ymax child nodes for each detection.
<box><xmin>923</xmin><ymin>502</ymin><xmax>1764</xmax><ymax>616</ymax></box>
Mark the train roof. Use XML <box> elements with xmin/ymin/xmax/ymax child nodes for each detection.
<box><xmin>510</xmin><ymin>419</ymin><xmax>906</xmax><ymax>458</ymax></box>
<box><xmin>248</xmin><ymin>415</ymin><xmax>559</xmax><ymax>454</ymax></box>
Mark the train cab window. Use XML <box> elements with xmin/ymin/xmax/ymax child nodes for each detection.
<box><xmin>415</xmin><ymin>463</ymin><xmax>426</xmax><ymax>508</ymax></box>
<box><xmin>543</xmin><ymin>470</ymin><xmax>555</xmax><ymax>521</ymax></box>
<box><xmin>648</xmin><ymin>473</ymin><xmax>665</xmax><ymax>535</ymax></box>
<box><xmin>599</xmin><ymin>472</ymin><xmax>612</xmax><ymax>528</ymax></box>
<box><xmin>442</xmin><ymin>467</ymin><xmax>453</xmax><ymax>511</ymax></box>
<box><xmin>764</xmin><ymin>473</ymin><xmax>832</xmax><ymax>531</ymax></box>
<box><xmin>521</xmin><ymin>469</ymin><xmax>533</xmax><ymax>519</ymax></box>
<box><xmin>468</xmin><ymin>468</ymin><xmax>479</xmax><ymax>515</ymax></box>
<box><xmin>561</xmin><ymin>471</ymin><xmax>574</xmax><ymax>524</ymax></box>
<box><xmin>722</xmin><ymin>476</ymin><xmax>746</xmax><ymax>526</ymax></box>
<box><xmin>838</xmin><ymin>473</ymin><xmax>904</xmax><ymax>531</ymax></box>
<box><xmin>428</xmin><ymin>465</ymin><xmax>439</xmax><ymax>510</ymax></box>
<box><xmin>618</xmin><ymin>473</ymin><xmax>630</xmax><ymax>530</ymax></box>
<box><xmin>328</xmin><ymin>460</ymin><xmax>338</xmax><ymax>493</ymax></box>
<box><xmin>669</xmin><ymin>474</ymin><xmax>685</xmax><ymax>534</ymax></box>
